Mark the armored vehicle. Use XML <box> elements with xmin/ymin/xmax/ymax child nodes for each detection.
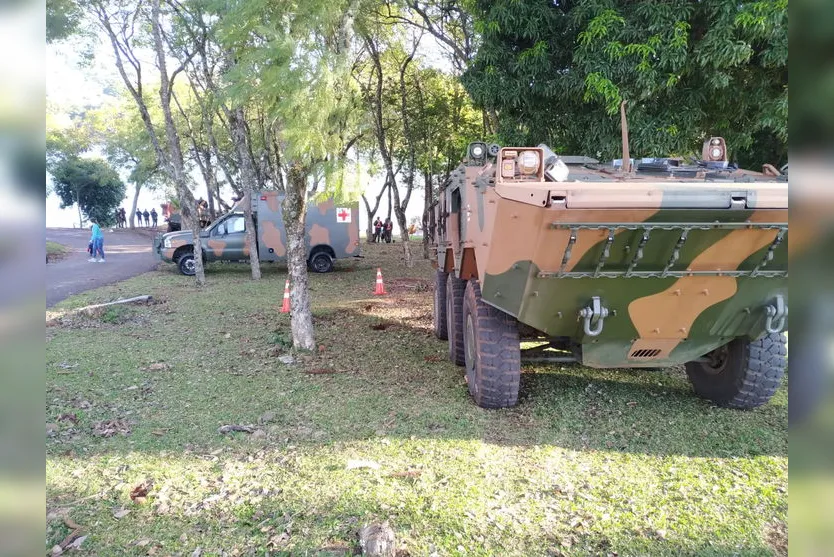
<box><xmin>432</xmin><ymin>139</ymin><xmax>788</xmax><ymax>409</ymax></box>
<box><xmin>155</xmin><ymin>192</ymin><xmax>360</xmax><ymax>275</ymax></box>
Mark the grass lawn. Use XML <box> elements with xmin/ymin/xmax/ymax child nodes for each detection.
<box><xmin>47</xmin><ymin>241</ymin><xmax>71</xmax><ymax>263</ymax></box>
<box><xmin>45</xmin><ymin>243</ymin><xmax>787</xmax><ymax>556</ymax></box>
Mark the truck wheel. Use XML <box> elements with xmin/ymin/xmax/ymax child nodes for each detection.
<box><xmin>178</xmin><ymin>253</ymin><xmax>196</xmax><ymax>276</ymax></box>
<box><xmin>309</xmin><ymin>251</ymin><xmax>334</xmax><ymax>273</ymax></box>
<box><xmin>462</xmin><ymin>280</ymin><xmax>521</xmax><ymax>409</ymax></box>
<box><xmin>433</xmin><ymin>270</ymin><xmax>449</xmax><ymax>340</ymax></box>
<box><xmin>446</xmin><ymin>274</ymin><xmax>466</xmax><ymax>366</ymax></box>
<box><xmin>685</xmin><ymin>333</ymin><xmax>787</xmax><ymax>409</ymax></box>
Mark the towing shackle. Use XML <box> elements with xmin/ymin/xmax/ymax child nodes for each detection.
<box><xmin>764</xmin><ymin>295</ymin><xmax>788</xmax><ymax>334</ymax></box>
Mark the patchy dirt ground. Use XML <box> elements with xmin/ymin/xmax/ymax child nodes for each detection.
<box><xmin>46</xmin><ymin>241</ymin><xmax>787</xmax><ymax>556</ymax></box>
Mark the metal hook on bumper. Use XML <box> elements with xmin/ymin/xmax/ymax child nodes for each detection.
<box><xmin>764</xmin><ymin>295</ymin><xmax>788</xmax><ymax>334</ymax></box>
<box><xmin>579</xmin><ymin>297</ymin><xmax>609</xmax><ymax>337</ymax></box>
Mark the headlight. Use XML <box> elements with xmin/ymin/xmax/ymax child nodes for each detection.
<box><xmin>163</xmin><ymin>238</ymin><xmax>171</xmax><ymax>248</ymax></box>
<box><xmin>711</xmin><ymin>147</ymin><xmax>723</xmax><ymax>159</ymax></box>
<box><xmin>472</xmin><ymin>145</ymin><xmax>484</xmax><ymax>157</ymax></box>
<box><xmin>517</xmin><ymin>150</ymin><xmax>540</xmax><ymax>175</ymax></box>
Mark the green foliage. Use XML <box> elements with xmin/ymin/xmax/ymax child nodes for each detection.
<box><xmin>462</xmin><ymin>0</ymin><xmax>788</xmax><ymax>166</ymax></box>
<box><xmin>51</xmin><ymin>157</ymin><xmax>126</xmax><ymax>226</ymax></box>
<box><xmin>46</xmin><ymin>0</ymin><xmax>82</xmax><ymax>43</ymax></box>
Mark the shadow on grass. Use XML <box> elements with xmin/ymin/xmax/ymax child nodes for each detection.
<box><xmin>46</xmin><ymin>300</ymin><xmax>787</xmax><ymax>461</ymax></box>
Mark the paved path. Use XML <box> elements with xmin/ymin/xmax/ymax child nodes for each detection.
<box><xmin>46</xmin><ymin>227</ymin><xmax>162</xmax><ymax>308</ymax></box>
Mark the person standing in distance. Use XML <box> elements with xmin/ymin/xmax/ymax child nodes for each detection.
<box><xmin>150</xmin><ymin>207</ymin><xmax>158</xmax><ymax>228</ymax></box>
<box><xmin>89</xmin><ymin>220</ymin><xmax>105</xmax><ymax>263</ymax></box>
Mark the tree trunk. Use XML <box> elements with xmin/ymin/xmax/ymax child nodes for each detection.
<box><xmin>361</xmin><ymin>181</ymin><xmax>389</xmax><ymax>243</ymax></box>
<box><xmin>130</xmin><ymin>182</ymin><xmax>141</xmax><ymax>229</ymax></box>
<box><xmin>284</xmin><ymin>163</ymin><xmax>316</xmax><ymax>351</ymax></box>
<box><xmin>386</xmin><ymin>178</ymin><xmax>392</xmax><ymax>220</ymax></box>
<box><xmin>229</xmin><ymin>106</ymin><xmax>262</xmax><ymax>280</ymax></box>
<box><xmin>391</xmin><ymin>183</ymin><xmax>412</xmax><ymax>267</ymax></box>
<box><xmin>151</xmin><ymin>0</ymin><xmax>205</xmax><ymax>285</ymax></box>
<box><xmin>395</xmin><ymin>45</ymin><xmax>418</xmax><ymax>268</ymax></box>
<box><xmin>422</xmin><ymin>172</ymin><xmax>432</xmax><ymax>259</ymax></box>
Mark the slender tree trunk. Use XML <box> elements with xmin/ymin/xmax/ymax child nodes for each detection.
<box><xmin>361</xmin><ymin>181</ymin><xmax>389</xmax><ymax>243</ymax></box>
<box><xmin>203</xmin><ymin>151</ymin><xmax>217</xmax><ymax>220</ymax></box>
<box><xmin>396</xmin><ymin>49</ymin><xmax>417</xmax><ymax>268</ymax></box>
<box><xmin>284</xmin><ymin>163</ymin><xmax>315</xmax><ymax>351</ymax></box>
<box><xmin>386</xmin><ymin>180</ymin><xmax>392</xmax><ymax>220</ymax></box>
<box><xmin>151</xmin><ymin>0</ymin><xmax>205</xmax><ymax>285</ymax></box>
<box><xmin>391</xmin><ymin>182</ymin><xmax>412</xmax><ymax>265</ymax></box>
<box><xmin>130</xmin><ymin>182</ymin><xmax>141</xmax><ymax>229</ymax></box>
<box><xmin>422</xmin><ymin>172</ymin><xmax>432</xmax><ymax>259</ymax></box>
<box><xmin>229</xmin><ymin>106</ymin><xmax>262</xmax><ymax>280</ymax></box>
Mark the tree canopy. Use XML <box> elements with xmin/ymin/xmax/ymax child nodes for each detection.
<box><xmin>462</xmin><ymin>0</ymin><xmax>787</xmax><ymax>167</ymax></box>
<box><xmin>51</xmin><ymin>157</ymin><xmax>126</xmax><ymax>226</ymax></box>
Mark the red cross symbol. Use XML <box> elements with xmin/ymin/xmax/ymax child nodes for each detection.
<box><xmin>337</xmin><ymin>209</ymin><xmax>350</xmax><ymax>222</ymax></box>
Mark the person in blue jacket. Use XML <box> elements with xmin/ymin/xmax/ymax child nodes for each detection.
<box><xmin>89</xmin><ymin>221</ymin><xmax>105</xmax><ymax>263</ymax></box>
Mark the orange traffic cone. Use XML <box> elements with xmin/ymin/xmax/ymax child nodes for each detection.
<box><xmin>374</xmin><ymin>268</ymin><xmax>387</xmax><ymax>295</ymax></box>
<box><xmin>280</xmin><ymin>279</ymin><xmax>291</xmax><ymax>313</ymax></box>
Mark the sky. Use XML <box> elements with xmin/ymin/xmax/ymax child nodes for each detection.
<box><xmin>45</xmin><ymin>24</ymin><xmax>454</xmax><ymax>235</ymax></box>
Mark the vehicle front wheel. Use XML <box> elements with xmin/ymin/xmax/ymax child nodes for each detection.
<box><xmin>685</xmin><ymin>333</ymin><xmax>787</xmax><ymax>409</ymax></box>
<box><xmin>433</xmin><ymin>270</ymin><xmax>449</xmax><ymax>340</ymax></box>
<box><xmin>462</xmin><ymin>279</ymin><xmax>521</xmax><ymax>409</ymax></box>
<box><xmin>309</xmin><ymin>251</ymin><xmax>334</xmax><ymax>273</ymax></box>
<box><xmin>177</xmin><ymin>253</ymin><xmax>196</xmax><ymax>276</ymax></box>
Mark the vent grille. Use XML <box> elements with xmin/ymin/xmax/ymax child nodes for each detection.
<box><xmin>630</xmin><ymin>348</ymin><xmax>662</xmax><ymax>359</ymax></box>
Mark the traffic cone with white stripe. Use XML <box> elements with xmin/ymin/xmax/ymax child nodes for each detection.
<box><xmin>280</xmin><ymin>279</ymin><xmax>291</xmax><ymax>313</ymax></box>
<box><xmin>373</xmin><ymin>268</ymin><xmax>386</xmax><ymax>295</ymax></box>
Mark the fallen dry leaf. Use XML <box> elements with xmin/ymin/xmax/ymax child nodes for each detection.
<box><xmin>91</xmin><ymin>418</ymin><xmax>131</xmax><ymax>437</ymax></box>
<box><xmin>218</xmin><ymin>424</ymin><xmax>255</xmax><ymax>434</ymax></box>
<box><xmin>390</xmin><ymin>470</ymin><xmax>422</xmax><ymax>479</ymax></box>
<box><xmin>113</xmin><ymin>509</ymin><xmax>131</xmax><ymax>519</ymax></box>
<box><xmin>346</xmin><ymin>459</ymin><xmax>381</xmax><ymax>470</ymax></box>
<box><xmin>130</xmin><ymin>480</ymin><xmax>152</xmax><ymax>503</ymax></box>
<box><xmin>145</xmin><ymin>362</ymin><xmax>169</xmax><ymax>371</ymax></box>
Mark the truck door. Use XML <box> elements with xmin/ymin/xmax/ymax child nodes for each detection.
<box><xmin>206</xmin><ymin>214</ymin><xmax>247</xmax><ymax>261</ymax></box>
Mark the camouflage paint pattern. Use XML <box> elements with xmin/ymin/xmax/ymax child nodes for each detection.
<box><xmin>154</xmin><ymin>193</ymin><xmax>360</xmax><ymax>266</ymax></box>
<box><xmin>434</xmin><ymin>146</ymin><xmax>788</xmax><ymax>368</ymax></box>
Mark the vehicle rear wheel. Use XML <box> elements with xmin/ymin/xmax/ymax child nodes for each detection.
<box><xmin>446</xmin><ymin>274</ymin><xmax>466</xmax><ymax>366</ymax></box>
<box><xmin>433</xmin><ymin>270</ymin><xmax>449</xmax><ymax>340</ymax></box>
<box><xmin>685</xmin><ymin>333</ymin><xmax>787</xmax><ymax>409</ymax></box>
<box><xmin>178</xmin><ymin>253</ymin><xmax>196</xmax><ymax>276</ymax></box>
<box><xmin>462</xmin><ymin>279</ymin><xmax>521</xmax><ymax>408</ymax></box>
<box><xmin>309</xmin><ymin>251</ymin><xmax>334</xmax><ymax>273</ymax></box>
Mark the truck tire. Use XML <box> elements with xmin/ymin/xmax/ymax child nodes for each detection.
<box><xmin>433</xmin><ymin>270</ymin><xmax>449</xmax><ymax>340</ymax></box>
<box><xmin>309</xmin><ymin>251</ymin><xmax>334</xmax><ymax>273</ymax></box>
<box><xmin>446</xmin><ymin>274</ymin><xmax>466</xmax><ymax>366</ymax></box>
<box><xmin>462</xmin><ymin>279</ymin><xmax>521</xmax><ymax>409</ymax></box>
<box><xmin>178</xmin><ymin>253</ymin><xmax>196</xmax><ymax>276</ymax></box>
<box><xmin>685</xmin><ymin>333</ymin><xmax>787</xmax><ymax>409</ymax></box>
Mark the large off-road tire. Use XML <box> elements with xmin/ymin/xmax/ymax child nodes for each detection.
<box><xmin>178</xmin><ymin>252</ymin><xmax>196</xmax><ymax>276</ymax></box>
<box><xmin>433</xmin><ymin>270</ymin><xmax>449</xmax><ymax>340</ymax></box>
<box><xmin>685</xmin><ymin>333</ymin><xmax>787</xmax><ymax>409</ymax></box>
<box><xmin>446</xmin><ymin>274</ymin><xmax>466</xmax><ymax>366</ymax></box>
<box><xmin>462</xmin><ymin>279</ymin><xmax>521</xmax><ymax>409</ymax></box>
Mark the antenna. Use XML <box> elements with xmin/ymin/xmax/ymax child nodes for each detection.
<box><xmin>620</xmin><ymin>100</ymin><xmax>631</xmax><ymax>173</ymax></box>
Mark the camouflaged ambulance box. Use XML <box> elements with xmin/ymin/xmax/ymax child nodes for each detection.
<box><xmin>432</xmin><ymin>140</ymin><xmax>788</xmax><ymax>411</ymax></box>
<box><xmin>155</xmin><ymin>192</ymin><xmax>360</xmax><ymax>276</ymax></box>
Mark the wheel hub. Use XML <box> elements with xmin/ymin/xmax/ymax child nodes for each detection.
<box><xmin>703</xmin><ymin>345</ymin><xmax>729</xmax><ymax>374</ymax></box>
